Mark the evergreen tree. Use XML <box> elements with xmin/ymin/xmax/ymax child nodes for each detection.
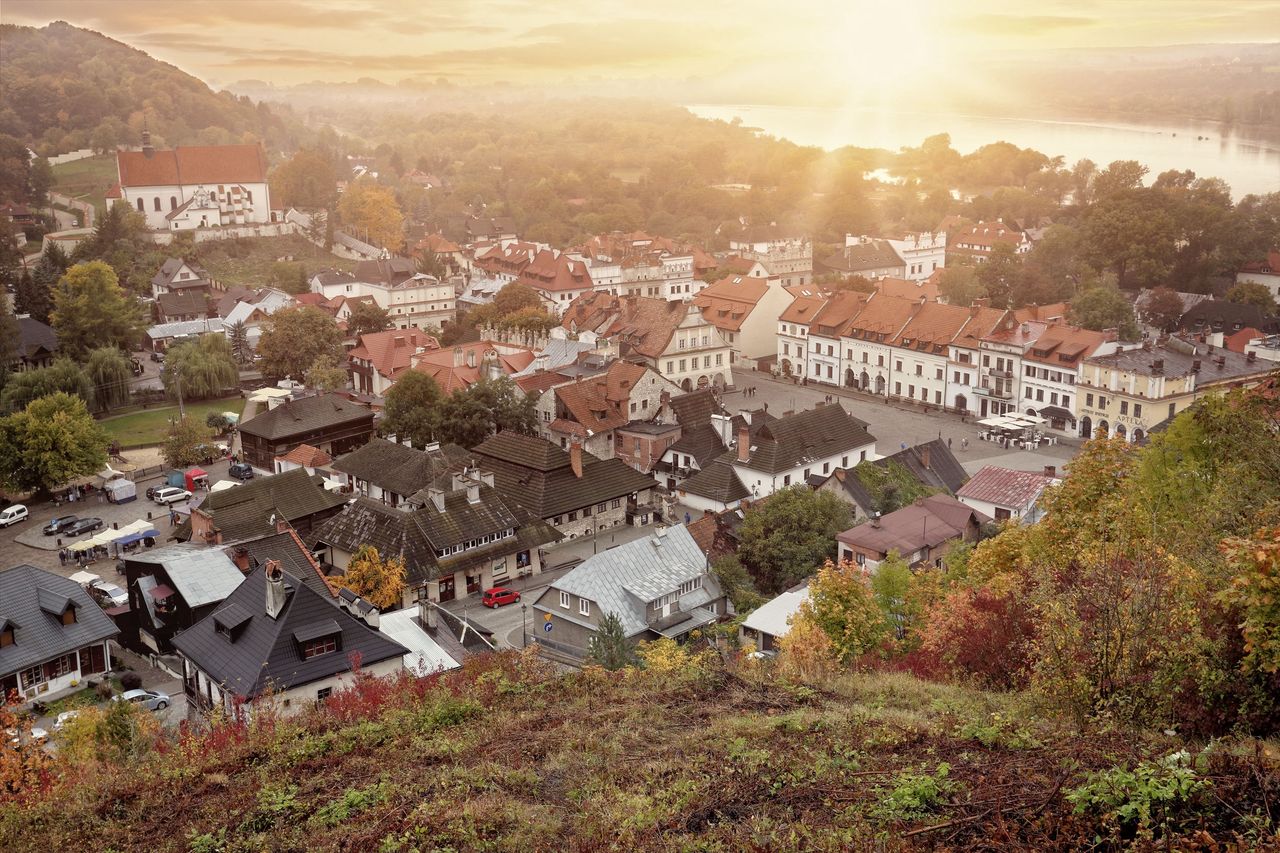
<box><xmin>587</xmin><ymin>613</ymin><xmax>636</xmax><ymax>670</ymax></box>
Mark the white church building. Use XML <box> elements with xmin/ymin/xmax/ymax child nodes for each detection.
<box><xmin>108</xmin><ymin>133</ymin><xmax>272</xmax><ymax>231</ymax></box>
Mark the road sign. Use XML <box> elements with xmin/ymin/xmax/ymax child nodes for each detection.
<box><xmin>543</xmin><ymin>622</ymin><xmax>553</xmax><ymax>633</ymax></box>
<box><xmin>543</xmin><ymin>613</ymin><xmax>553</xmax><ymax>622</ymax></box>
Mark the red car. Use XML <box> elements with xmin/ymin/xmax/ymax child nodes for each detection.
<box><xmin>482</xmin><ymin>587</ymin><xmax>521</xmax><ymax>608</ymax></box>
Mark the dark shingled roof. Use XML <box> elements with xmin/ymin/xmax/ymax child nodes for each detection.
<box><xmin>666</xmin><ymin>424</ymin><xmax>728</xmax><ymax>468</ymax></box>
<box><xmin>157</xmin><ymin>290</ymin><xmax>209</xmax><ymax>319</ymax></box>
<box><xmin>312</xmin><ymin>489</ymin><xmax>562</xmax><ymax>587</ymax></box>
<box><xmin>224</xmin><ymin>530</ymin><xmax>336</xmax><ymax>600</ymax></box>
<box><xmin>173</xmin><ymin>468</ymin><xmax>347</xmax><ymax>542</ymax></box>
<box><xmin>0</xmin><ymin>565</ymin><xmax>118</xmax><ymax>678</ymax></box>
<box><xmin>836</xmin><ymin>494</ymin><xmax>990</xmax><ymax>558</ymax></box>
<box><xmin>730</xmin><ymin>405</ymin><xmax>876</xmax><ymax>475</ymax></box>
<box><xmin>668</xmin><ymin>388</ymin><xmax>726</xmax><ymax>428</ymax></box>
<box><xmin>880</xmin><ymin>439</ymin><xmax>968</xmax><ymax>495</ymax></box>
<box><xmin>680</xmin><ymin>460</ymin><xmax>751</xmax><ymax>504</ymax></box>
<box><xmin>330</xmin><ymin>438</ymin><xmax>469</xmax><ymax>499</ymax></box>
<box><xmin>151</xmin><ymin>257</ymin><xmax>210</xmax><ymax>289</ymax></box>
<box><xmin>471</xmin><ymin>432</ymin><xmax>658</xmax><ymax>519</ymax></box>
<box><xmin>16</xmin><ymin>317</ymin><xmax>57</xmax><ymax>361</ymax></box>
<box><xmin>171</xmin><ymin>566</ymin><xmax>407</xmax><ymax>701</ymax></box>
<box><xmin>820</xmin><ymin>240</ymin><xmax>904</xmax><ymax>274</ymax></box>
<box><xmin>1180</xmin><ymin>299</ymin><xmax>1278</xmax><ymax>335</ymax></box>
<box><xmin>238</xmin><ymin>394</ymin><xmax>375</xmax><ymax>442</ymax></box>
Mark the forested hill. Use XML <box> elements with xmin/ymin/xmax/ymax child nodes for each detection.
<box><xmin>0</xmin><ymin>21</ymin><xmax>302</xmax><ymax>155</ymax></box>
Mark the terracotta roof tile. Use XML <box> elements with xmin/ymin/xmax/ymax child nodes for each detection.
<box><xmin>117</xmin><ymin>144</ymin><xmax>268</xmax><ymax>187</ymax></box>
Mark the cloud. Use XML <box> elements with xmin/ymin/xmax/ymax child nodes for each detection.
<box><xmin>952</xmin><ymin>14</ymin><xmax>1097</xmax><ymax>36</ymax></box>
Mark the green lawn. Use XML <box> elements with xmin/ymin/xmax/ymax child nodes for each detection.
<box><xmin>100</xmin><ymin>397</ymin><xmax>244</xmax><ymax>448</ymax></box>
<box><xmin>195</xmin><ymin>233</ymin><xmax>358</xmax><ymax>290</ymax></box>
<box><xmin>51</xmin><ymin>154</ymin><xmax>117</xmax><ymax>218</ymax></box>
<box><xmin>40</xmin><ymin>677</ymin><xmax>123</xmax><ymax>717</ymax></box>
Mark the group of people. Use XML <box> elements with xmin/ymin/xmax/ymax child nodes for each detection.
<box><xmin>58</xmin><ymin>546</ymin><xmax>98</xmax><ymax>567</ymax></box>
<box><xmin>742</xmin><ymin>386</ymin><xmax>759</xmax><ymax>397</ymax></box>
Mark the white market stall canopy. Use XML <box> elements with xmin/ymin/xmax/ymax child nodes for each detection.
<box><xmin>67</xmin><ymin>519</ymin><xmax>159</xmax><ymax>552</ymax></box>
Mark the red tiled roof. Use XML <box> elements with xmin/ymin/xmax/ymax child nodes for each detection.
<box><xmin>348</xmin><ymin>328</ymin><xmax>439</xmax><ymax>378</ymax></box>
<box><xmin>1224</xmin><ymin>326</ymin><xmax>1265</xmax><ymax>353</ymax></box>
<box><xmin>415</xmin><ymin>233</ymin><xmax>461</xmax><ymax>255</ymax></box>
<box><xmin>277</xmin><ymin>444</ymin><xmax>332</xmax><ymax>468</ymax></box>
<box><xmin>956</xmin><ymin>466</ymin><xmax>1055</xmax><ymax>511</ymax></box>
<box><xmin>693</xmin><ymin>275</ymin><xmax>771</xmax><ymax>332</ymax></box>
<box><xmin>518</xmin><ymin>249</ymin><xmax>593</xmax><ymax>293</ymax></box>
<box><xmin>808</xmin><ymin>291</ymin><xmax>870</xmax><ymax>337</ymax></box>
<box><xmin>1023</xmin><ymin>325</ymin><xmax>1109</xmax><ymax>367</ymax></box>
<box><xmin>877</xmin><ymin>277</ymin><xmax>940</xmax><ymax>303</ymax></box>
<box><xmin>552</xmin><ymin>362</ymin><xmax>649</xmax><ymax>434</ymax></box>
<box><xmin>780</xmin><ymin>294</ymin><xmax>826</xmax><ymax>325</ymax></box>
<box><xmin>116</xmin><ymin>144</ymin><xmax>268</xmax><ymax>187</ymax></box>
<box><xmin>1014</xmin><ymin>303</ymin><xmax>1069</xmax><ymax>323</ymax></box>
<box><xmin>1240</xmin><ymin>251</ymin><xmax>1280</xmax><ymax>274</ymax></box>
<box><xmin>840</xmin><ymin>293</ymin><xmax>916</xmax><ymax>339</ymax></box>
<box><xmin>410</xmin><ymin>341</ymin><xmax>535</xmax><ymax>391</ymax></box>
<box><xmin>890</xmin><ymin>302</ymin><xmax>971</xmax><ymax>351</ymax></box>
<box><xmin>562</xmin><ymin>293</ymin><xmax>688</xmax><ymax>360</ymax></box>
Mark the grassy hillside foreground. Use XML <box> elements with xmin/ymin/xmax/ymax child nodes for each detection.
<box><xmin>3</xmin><ymin>650</ymin><xmax>1277</xmax><ymax>852</ymax></box>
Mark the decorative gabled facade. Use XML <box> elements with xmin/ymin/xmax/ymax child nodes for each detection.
<box><xmin>309</xmin><ymin>259</ymin><xmax>455</xmax><ymax>331</ymax></box>
<box><xmin>727</xmin><ymin>226</ymin><xmax>813</xmax><ymax>287</ymax></box>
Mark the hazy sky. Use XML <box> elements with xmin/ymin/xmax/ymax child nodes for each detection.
<box><xmin>4</xmin><ymin>0</ymin><xmax>1279</xmax><ymax>89</ymax></box>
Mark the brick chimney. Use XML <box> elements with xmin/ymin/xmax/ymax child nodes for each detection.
<box><xmin>190</xmin><ymin>508</ymin><xmax>221</xmax><ymax>545</ymax></box>
<box><xmin>275</xmin><ymin>515</ymin><xmax>292</xmax><ymax>534</ymax></box>
<box><xmin>453</xmin><ymin>346</ymin><xmax>464</xmax><ymax>367</ymax></box>
<box><xmin>264</xmin><ymin>560</ymin><xmax>287</xmax><ymax>620</ymax></box>
<box><xmin>1247</xmin><ymin>350</ymin><xmax>1257</xmax><ymax>363</ymax></box>
<box><xmin>570</xmin><ymin>436</ymin><xmax>584</xmax><ymax>478</ymax></box>
<box><xmin>920</xmin><ymin>443</ymin><xmax>931</xmax><ymax>470</ymax></box>
<box><xmin>870</xmin><ymin>513</ymin><xmax>881</xmax><ymax>528</ymax></box>
<box><xmin>231</xmin><ymin>546</ymin><xmax>252</xmax><ymax>574</ymax></box>
<box><xmin>1043</xmin><ymin>465</ymin><xmax>1056</xmax><ymax>478</ymax></box>
<box><xmin>737</xmin><ymin>425</ymin><xmax>751</xmax><ymax>463</ymax></box>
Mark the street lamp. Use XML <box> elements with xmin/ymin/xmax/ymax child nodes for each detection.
<box><xmin>521</xmin><ymin>602</ymin><xmax>528</xmax><ymax>648</ymax></box>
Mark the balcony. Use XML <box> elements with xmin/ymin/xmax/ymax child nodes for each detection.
<box><xmin>988</xmin><ymin>368</ymin><xmax>1012</xmax><ymax>378</ymax></box>
<box><xmin>978</xmin><ymin>383</ymin><xmax>1013</xmax><ymax>399</ymax></box>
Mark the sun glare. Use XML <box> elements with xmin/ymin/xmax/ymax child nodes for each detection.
<box><xmin>815</xmin><ymin>0</ymin><xmax>947</xmax><ymax>101</ymax></box>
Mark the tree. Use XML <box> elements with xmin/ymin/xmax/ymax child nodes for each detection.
<box><xmin>270</xmin><ymin>148</ymin><xmax>338</xmax><ymax>210</ymax></box>
<box><xmin>0</xmin><ymin>304</ymin><xmax>18</xmax><ymax>391</ymax></box>
<box><xmin>712</xmin><ymin>553</ymin><xmax>765</xmax><ymax>613</ymax></box>
<box><xmin>0</xmin><ymin>358</ymin><xmax>91</xmax><ymax>413</ymax></box>
<box><xmin>268</xmin><ymin>261</ymin><xmax>309</xmax><ymax>295</ymax></box>
<box><xmin>976</xmin><ymin>243</ymin><xmax>1023</xmax><ymax>308</ymax></box>
<box><xmin>305</xmin><ymin>354</ymin><xmax>348</xmax><ymax>392</ymax></box>
<box><xmin>796</xmin><ymin>560</ymin><xmax>889</xmax><ymax>665</ymax></box>
<box><xmin>870</xmin><ymin>552</ymin><xmax>926</xmax><ymax>651</ymax></box>
<box><xmin>587</xmin><ymin>612</ymin><xmax>636</xmax><ymax>671</ymax></box>
<box><xmin>381</xmin><ymin>371</ymin><xmax>444</xmax><ymax>447</ymax></box>
<box><xmin>936</xmin><ymin>265</ymin><xmax>986</xmax><ymax>307</ymax></box>
<box><xmin>28</xmin><ymin>157</ymin><xmax>54</xmax><ymax>207</ymax></box>
<box><xmin>17</xmin><ymin>247</ymin><xmax>63</xmax><ymax>323</ymax></box>
<box><xmin>439</xmin><ymin>377</ymin><xmax>536</xmax><ymax>446</ymax></box>
<box><xmin>304</xmin><ymin>208</ymin><xmax>330</xmax><ymax>251</ymax></box>
<box><xmin>255</xmin><ymin>306</ymin><xmax>343</xmax><ymax>381</ymax></box>
<box><xmin>226</xmin><ymin>321</ymin><xmax>251</xmax><ymax>366</ymax></box>
<box><xmin>162</xmin><ymin>334</ymin><xmax>238</xmax><ymax>400</ymax></box>
<box><xmin>347</xmin><ymin>300</ymin><xmax>392</xmax><ymax>340</ymax></box>
<box><xmin>161</xmin><ymin>417</ymin><xmax>212</xmax><ymax>469</ymax></box>
<box><xmin>1142</xmin><ymin>287</ymin><xmax>1187</xmax><ymax>332</ymax></box>
<box><xmin>1080</xmin><ymin>190</ymin><xmax>1176</xmax><ymax>289</ymax></box>
<box><xmin>1068</xmin><ymin>283</ymin><xmax>1139</xmax><ymax>340</ymax></box>
<box><xmin>1225</xmin><ymin>281</ymin><xmax>1277</xmax><ymax>314</ymax></box>
<box><xmin>0</xmin><ymin>393</ymin><xmax>108</xmax><ymax>494</ymax></box>
<box><xmin>337</xmin><ymin>180</ymin><xmax>404</xmax><ymax>250</ymax></box>
<box><xmin>736</xmin><ymin>487</ymin><xmax>853</xmax><ymax>594</ymax></box>
<box><xmin>1223</xmin><ymin>526</ymin><xmax>1280</xmax><ymax>676</ymax></box>
<box><xmin>492</xmin><ymin>283</ymin><xmax>544</xmax><ymax>316</ymax></box>
<box><xmin>415</xmin><ymin>250</ymin><xmax>447</xmax><ymax>279</ymax></box>
<box><xmin>1092</xmin><ymin>159</ymin><xmax>1149</xmax><ymax>199</ymax></box>
<box><xmin>1</xmin><ymin>693</ymin><xmax>49</xmax><ymax>795</ymax></box>
<box><xmin>333</xmin><ymin>545</ymin><xmax>406</xmax><ymax>610</ymax></box>
<box><xmin>49</xmin><ymin>261</ymin><xmax>145</xmax><ymax>360</ymax></box>
<box><xmin>84</xmin><ymin>347</ymin><xmax>132</xmax><ymax>413</ymax></box>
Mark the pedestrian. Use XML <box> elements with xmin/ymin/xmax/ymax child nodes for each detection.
<box><xmin>900</xmin><ymin>441</ymin><xmax>907</xmax><ymax>450</ymax></box>
<box><xmin>962</xmin><ymin>438</ymin><xmax>968</xmax><ymax>450</ymax></box>
<box><xmin>58</xmin><ymin>549</ymin><xmax>65</xmax><ymax>566</ymax></box>
<box><xmin>948</xmin><ymin>437</ymin><xmax>953</xmax><ymax>449</ymax></box>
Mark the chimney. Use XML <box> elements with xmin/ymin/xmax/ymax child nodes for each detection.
<box><xmin>1192</xmin><ymin>359</ymin><xmax>1201</xmax><ymax>373</ymax></box>
<box><xmin>1216</xmin><ymin>355</ymin><xmax>1226</xmax><ymax>369</ymax></box>
<box><xmin>870</xmin><ymin>512</ymin><xmax>881</xmax><ymax>528</ymax></box>
<box><xmin>466</xmin><ymin>479</ymin><xmax>480</xmax><ymax>504</ymax></box>
<box><xmin>466</xmin><ymin>348</ymin><xmax>477</xmax><ymax>369</ymax></box>
<box><xmin>231</xmin><ymin>547</ymin><xmax>252</xmax><ymax>574</ymax></box>
<box><xmin>362</xmin><ymin>603</ymin><xmax>380</xmax><ymax>630</ymax></box>
<box><xmin>418</xmin><ymin>597</ymin><xmax>438</xmax><ymax>630</ymax></box>
<box><xmin>570</xmin><ymin>437</ymin><xmax>584</xmax><ymax>478</ymax></box>
<box><xmin>275</xmin><ymin>515</ymin><xmax>292</xmax><ymax>534</ymax></box>
<box><xmin>453</xmin><ymin>346</ymin><xmax>464</xmax><ymax>367</ymax></box>
<box><xmin>1247</xmin><ymin>350</ymin><xmax>1257</xmax><ymax>363</ymax></box>
<box><xmin>1043</xmin><ymin>465</ymin><xmax>1057</xmax><ymax>478</ymax></box>
<box><xmin>920</xmin><ymin>444</ymin><xmax>931</xmax><ymax>470</ymax></box>
<box><xmin>393</xmin><ymin>335</ymin><xmax>406</xmax><ymax>348</ymax></box>
<box><xmin>427</xmin><ymin>486</ymin><xmax>445</xmax><ymax>512</ymax></box>
<box><xmin>737</xmin><ymin>425</ymin><xmax>751</xmax><ymax>463</ymax></box>
<box><xmin>264</xmin><ymin>560</ymin><xmax>287</xmax><ymax>620</ymax></box>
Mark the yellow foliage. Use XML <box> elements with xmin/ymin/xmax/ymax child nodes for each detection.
<box><xmin>333</xmin><ymin>545</ymin><xmax>407</xmax><ymax>610</ymax></box>
<box><xmin>337</xmin><ymin>180</ymin><xmax>404</xmax><ymax>250</ymax></box>
<box><xmin>777</xmin><ymin>609</ymin><xmax>838</xmax><ymax>681</ymax></box>
<box><xmin>635</xmin><ymin>637</ymin><xmax>705</xmax><ymax>675</ymax></box>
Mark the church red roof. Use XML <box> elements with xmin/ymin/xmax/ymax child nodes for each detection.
<box><xmin>116</xmin><ymin>144</ymin><xmax>268</xmax><ymax>188</ymax></box>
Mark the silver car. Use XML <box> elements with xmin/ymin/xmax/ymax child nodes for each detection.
<box><xmin>112</xmin><ymin>688</ymin><xmax>170</xmax><ymax>711</ymax></box>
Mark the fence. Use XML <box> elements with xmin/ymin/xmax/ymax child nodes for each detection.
<box><xmin>147</xmin><ymin>221</ymin><xmax>299</xmax><ymax>246</ymax></box>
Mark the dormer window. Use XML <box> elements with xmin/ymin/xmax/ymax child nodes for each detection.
<box><xmin>294</xmin><ymin>619</ymin><xmax>342</xmax><ymax>659</ymax></box>
<box><xmin>61</xmin><ymin>605</ymin><xmax>77</xmax><ymax>626</ymax></box>
<box><xmin>302</xmin><ymin>637</ymin><xmax>338</xmax><ymax>659</ymax></box>
<box><xmin>0</xmin><ymin>625</ymin><xmax>13</xmax><ymax>647</ymax></box>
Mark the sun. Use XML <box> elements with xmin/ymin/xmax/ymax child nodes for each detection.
<box><xmin>812</xmin><ymin>0</ymin><xmax>950</xmax><ymax>102</ymax></box>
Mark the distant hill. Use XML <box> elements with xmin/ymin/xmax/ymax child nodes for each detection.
<box><xmin>0</xmin><ymin>21</ymin><xmax>302</xmax><ymax>156</ymax></box>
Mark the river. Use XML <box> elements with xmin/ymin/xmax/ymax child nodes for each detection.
<box><xmin>686</xmin><ymin>104</ymin><xmax>1280</xmax><ymax>199</ymax></box>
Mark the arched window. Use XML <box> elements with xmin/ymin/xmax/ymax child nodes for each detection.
<box><xmin>136</xmin><ymin>198</ymin><xmax>144</xmax><ymax>213</ymax></box>
<box><xmin>170</xmin><ymin>196</ymin><xmax>177</xmax><ymax>210</ymax></box>
<box><xmin>153</xmin><ymin>197</ymin><xmax>161</xmax><ymax>212</ymax></box>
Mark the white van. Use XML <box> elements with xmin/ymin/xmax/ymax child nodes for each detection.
<box><xmin>0</xmin><ymin>504</ymin><xmax>29</xmax><ymax>527</ymax></box>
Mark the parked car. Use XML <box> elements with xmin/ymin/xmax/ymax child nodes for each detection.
<box><xmin>150</xmin><ymin>351</ymin><xmax>164</xmax><ymax>363</ymax></box>
<box><xmin>63</xmin><ymin>517</ymin><xmax>104</xmax><ymax>537</ymax></box>
<box><xmin>482</xmin><ymin>587</ymin><xmax>521</xmax><ymax>608</ymax></box>
<box><xmin>228</xmin><ymin>462</ymin><xmax>254</xmax><ymax>481</ymax></box>
<box><xmin>0</xmin><ymin>504</ymin><xmax>28</xmax><ymax>527</ymax></box>
<box><xmin>152</xmin><ymin>487</ymin><xmax>191</xmax><ymax>505</ymax></box>
<box><xmin>89</xmin><ymin>579</ymin><xmax>129</xmax><ymax>607</ymax></box>
<box><xmin>43</xmin><ymin>515</ymin><xmax>79</xmax><ymax>536</ymax></box>
<box><xmin>52</xmin><ymin>711</ymin><xmax>81</xmax><ymax>732</ymax></box>
<box><xmin>113</xmin><ymin>689</ymin><xmax>170</xmax><ymax>711</ymax></box>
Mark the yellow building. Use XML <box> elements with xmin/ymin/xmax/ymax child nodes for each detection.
<box><xmin>1077</xmin><ymin>339</ymin><xmax>1276</xmax><ymax>443</ymax></box>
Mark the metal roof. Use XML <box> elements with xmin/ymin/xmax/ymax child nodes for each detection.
<box><xmin>741</xmin><ymin>585</ymin><xmax>810</xmax><ymax>639</ymax></box>
<box><xmin>128</xmin><ymin>544</ymin><xmax>245</xmax><ymax>608</ymax></box>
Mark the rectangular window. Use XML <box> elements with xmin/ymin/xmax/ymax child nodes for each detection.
<box><xmin>1062</xmin><ymin>395</ymin><xmax>1070</xmax><ymax>408</ymax></box>
<box><xmin>716</xmin><ymin>353</ymin><xmax>723</xmax><ymax>366</ymax></box>
<box><xmin>679</xmin><ymin>359</ymin><xmax>687</xmax><ymax>372</ymax></box>
<box><xmin>1036</xmin><ymin>390</ymin><xmax>1044</xmax><ymax>402</ymax></box>
<box><xmin>936</xmin><ymin>368</ymin><xmax>943</xmax><ymax>380</ymax></box>
<box><xmin>783</xmin><ymin>474</ymin><xmax>791</xmax><ymax>486</ymax></box>
<box><xmin>560</xmin><ymin>591</ymin><xmax>570</xmax><ymax>609</ymax></box>
<box><xmin>1134</xmin><ymin>403</ymin><xmax>1142</xmax><ymax>418</ymax></box>
<box><xmin>704</xmin><ymin>355</ymin><xmax>711</xmax><ymax>368</ymax></box>
<box><xmin>841</xmin><ymin>456</ymin><xmax>848</xmax><ymax>467</ymax></box>
<box><xmin>862</xmin><ymin>352</ymin><xmax>869</xmax><ymax>363</ymax></box>
<box><xmin>316</xmin><ymin>687</ymin><xmax>332</xmax><ymax>703</ymax></box>
<box><xmin>878</xmin><ymin>355</ymin><xmax>884</xmax><ymax>367</ymax></box>
<box><xmin>908</xmin><ymin>384</ymin><xmax>915</xmax><ymax>397</ymax></box>
<box><xmin>895</xmin><ymin>382</ymin><xmax>901</xmax><ymax>395</ymax></box>
<box><xmin>667</xmin><ymin>361</ymin><xmax>674</xmax><ymax>374</ymax></box>
<box><xmin>915</xmin><ymin>365</ymin><xmax>922</xmax><ymax>376</ymax></box>
<box><xmin>611</xmin><ymin>498</ymin><xmax>621</xmax><ymax>509</ymax></box>
<box><xmin>303</xmin><ymin>637</ymin><xmax>337</xmax><ymax>659</ymax></box>
<box><xmin>896</xmin><ymin>361</ymin><xmax>903</xmax><ymax>371</ymax></box>
<box><xmin>1120</xmin><ymin>401</ymin><xmax>1128</xmax><ymax>415</ymax></box>
<box><xmin>1086</xmin><ymin>393</ymin><xmax>1094</xmax><ymax>407</ymax></box>
<box><xmin>855</xmin><ymin>552</ymin><xmax>865</xmax><ymax>566</ymax></box>
<box><xmin>579</xmin><ymin>599</ymin><xmax>591</xmax><ymax>616</ymax></box>
<box><xmin>567</xmin><ymin>511</ymin><xmax>577</xmax><ymax>522</ymax></box>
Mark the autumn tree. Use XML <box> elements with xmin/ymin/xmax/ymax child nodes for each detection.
<box><xmin>919</xmin><ymin>586</ymin><xmax>1036</xmax><ymax>689</ymax></box>
<box><xmin>1091</xmin><ymin>159</ymin><xmax>1149</xmax><ymax>199</ymax></box>
<box><xmin>1223</xmin><ymin>526</ymin><xmax>1280</xmax><ymax>677</ymax></box>
<box><xmin>338</xmin><ymin>179</ymin><xmax>404</xmax><ymax>250</ymax></box>
<box><xmin>1225</xmin><ymin>280</ymin><xmax>1277</xmax><ymax>314</ymax></box>
<box><xmin>161</xmin><ymin>417</ymin><xmax>213</xmax><ymax>469</ymax></box>
<box><xmin>49</xmin><ymin>261</ymin><xmax>146</xmax><ymax>360</ymax></box>
<box><xmin>438</xmin><ymin>376</ymin><xmax>536</xmax><ymax>447</ymax></box>
<box><xmin>255</xmin><ymin>306</ymin><xmax>344</xmax><ymax>381</ymax></box>
<box><xmin>0</xmin><ymin>393</ymin><xmax>108</xmax><ymax>494</ymax></box>
<box><xmin>0</xmin><ymin>694</ymin><xmax>49</xmax><ymax>796</ymax></box>
<box><xmin>796</xmin><ymin>560</ymin><xmax>888</xmax><ymax>666</ymax></box>
<box><xmin>347</xmin><ymin>300</ymin><xmax>392</xmax><ymax>340</ymax></box>
<box><xmin>1142</xmin><ymin>287</ymin><xmax>1187</xmax><ymax>332</ymax></box>
<box><xmin>870</xmin><ymin>551</ymin><xmax>927</xmax><ymax>652</ymax></box>
<box><xmin>334</xmin><ymin>544</ymin><xmax>407</xmax><ymax>610</ymax></box>
<box><xmin>587</xmin><ymin>613</ymin><xmax>636</xmax><ymax>671</ymax></box>
<box><xmin>305</xmin><ymin>354</ymin><xmax>348</xmax><ymax>392</ymax></box>
<box><xmin>380</xmin><ymin>371</ymin><xmax>444</xmax><ymax>447</ymax></box>
<box><xmin>162</xmin><ymin>334</ymin><xmax>238</xmax><ymax>400</ymax></box>
<box><xmin>270</xmin><ymin>148</ymin><xmax>338</xmax><ymax>210</ymax></box>
<box><xmin>736</xmin><ymin>487</ymin><xmax>853</xmax><ymax>594</ymax></box>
